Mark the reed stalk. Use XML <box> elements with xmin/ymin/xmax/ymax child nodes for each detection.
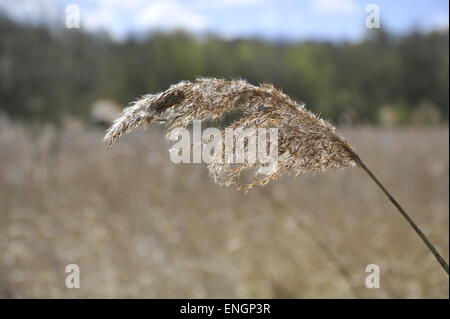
<box><xmin>105</xmin><ymin>77</ymin><xmax>449</xmax><ymax>275</ymax></box>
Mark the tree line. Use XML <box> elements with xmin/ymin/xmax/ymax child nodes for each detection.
<box><xmin>0</xmin><ymin>15</ymin><xmax>448</xmax><ymax>125</ymax></box>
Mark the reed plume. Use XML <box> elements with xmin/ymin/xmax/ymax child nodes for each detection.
<box><xmin>104</xmin><ymin>77</ymin><xmax>449</xmax><ymax>275</ymax></box>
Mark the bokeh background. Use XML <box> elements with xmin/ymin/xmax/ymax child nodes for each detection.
<box><xmin>0</xmin><ymin>0</ymin><xmax>448</xmax><ymax>298</ymax></box>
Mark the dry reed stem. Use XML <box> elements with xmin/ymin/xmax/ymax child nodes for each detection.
<box><xmin>104</xmin><ymin>77</ymin><xmax>449</xmax><ymax>275</ymax></box>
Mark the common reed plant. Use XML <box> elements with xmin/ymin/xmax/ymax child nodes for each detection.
<box><xmin>105</xmin><ymin>78</ymin><xmax>449</xmax><ymax>275</ymax></box>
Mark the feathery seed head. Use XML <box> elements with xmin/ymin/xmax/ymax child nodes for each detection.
<box><xmin>104</xmin><ymin>78</ymin><xmax>360</xmax><ymax>190</ymax></box>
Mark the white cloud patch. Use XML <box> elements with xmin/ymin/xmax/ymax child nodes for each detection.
<box><xmin>191</xmin><ymin>0</ymin><xmax>265</xmax><ymax>7</ymax></box>
<box><xmin>136</xmin><ymin>1</ymin><xmax>209</xmax><ymax>32</ymax></box>
<box><xmin>312</xmin><ymin>0</ymin><xmax>357</xmax><ymax>15</ymax></box>
<box><xmin>82</xmin><ymin>7</ymin><xmax>125</xmax><ymax>38</ymax></box>
<box><xmin>80</xmin><ymin>0</ymin><xmax>209</xmax><ymax>39</ymax></box>
<box><xmin>213</xmin><ymin>0</ymin><xmax>264</xmax><ymax>6</ymax></box>
<box><xmin>0</xmin><ymin>0</ymin><xmax>61</xmax><ymax>24</ymax></box>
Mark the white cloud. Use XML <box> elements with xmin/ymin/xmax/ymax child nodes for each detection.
<box><xmin>136</xmin><ymin>1</ymin><xmax>208</xmax><ymax>32</ymax></box>
<box><xmin>214</xmin><ymin>0</ymin><xmax>264</xmax><ymax>6</ymax></box>
<box><xmin>191</xmin><ymin>0</ymin><xmax>265</xmax><ymax>7</ymax></box>
<box><xmin>0</xmin><ymin>0</ymin><xmax>61</xmax><ymax>24</ymax></box>
<box><xmin>311</xmin><ymin>0</ymin><xmax>357</xmax><ymax>15</ymax></box>
<box><xmin>261</xmin><ymin>11</ymin><xmax>279</xmax><ymax>26</ymax></box>
<box><xmin>83</xmin><ymin>7</ymin><xmax>125</xmax><ymax>38</ymax></box>
<box><xmin>80</xmin><ymin>0</ymin><xmax>209</xmax><ymax>39</ymax></box>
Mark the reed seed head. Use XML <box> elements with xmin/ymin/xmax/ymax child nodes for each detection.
<box><xmin>104</xmin><ymin>78</ymin><xmax>361</xmax><ymax>190</ymax></box>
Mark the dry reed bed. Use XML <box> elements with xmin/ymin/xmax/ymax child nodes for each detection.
<box><xmin>0</xmin><ymin>119</ymin><xmax>448</xmax><ymax>298</ymax></box>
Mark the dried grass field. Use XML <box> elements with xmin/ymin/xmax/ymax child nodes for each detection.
<box><xmin>0</xmin><ymin>119</ymin><xmax>448</xmax><ymax>298</ymax></box>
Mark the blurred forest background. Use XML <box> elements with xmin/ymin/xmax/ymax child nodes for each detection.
<box><xmin>0</xmin><ymin>13</ymin><xmax>448</xmax><ymax>125</ymax></box>
<box><xmin>0</xmin><ymin>1</ymin><xmax>448</xmax><ymax>299</ymax></box>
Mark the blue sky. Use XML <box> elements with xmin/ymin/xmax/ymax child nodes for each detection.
<box><xmin>1</xmin><ymin>0</ymin><xmax>448</xmax><ymax>41</ymax></box>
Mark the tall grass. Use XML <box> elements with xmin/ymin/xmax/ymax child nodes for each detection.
<box><xmin>0</xmin><ymin>117</ymin><xmax>448</xmax><ymax>297</ymax></box>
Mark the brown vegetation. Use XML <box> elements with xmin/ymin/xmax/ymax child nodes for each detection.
<box><xmin>0</xmin><ymin>118</ymin><xmax>448</xmax><ymax>298</ymax></box>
